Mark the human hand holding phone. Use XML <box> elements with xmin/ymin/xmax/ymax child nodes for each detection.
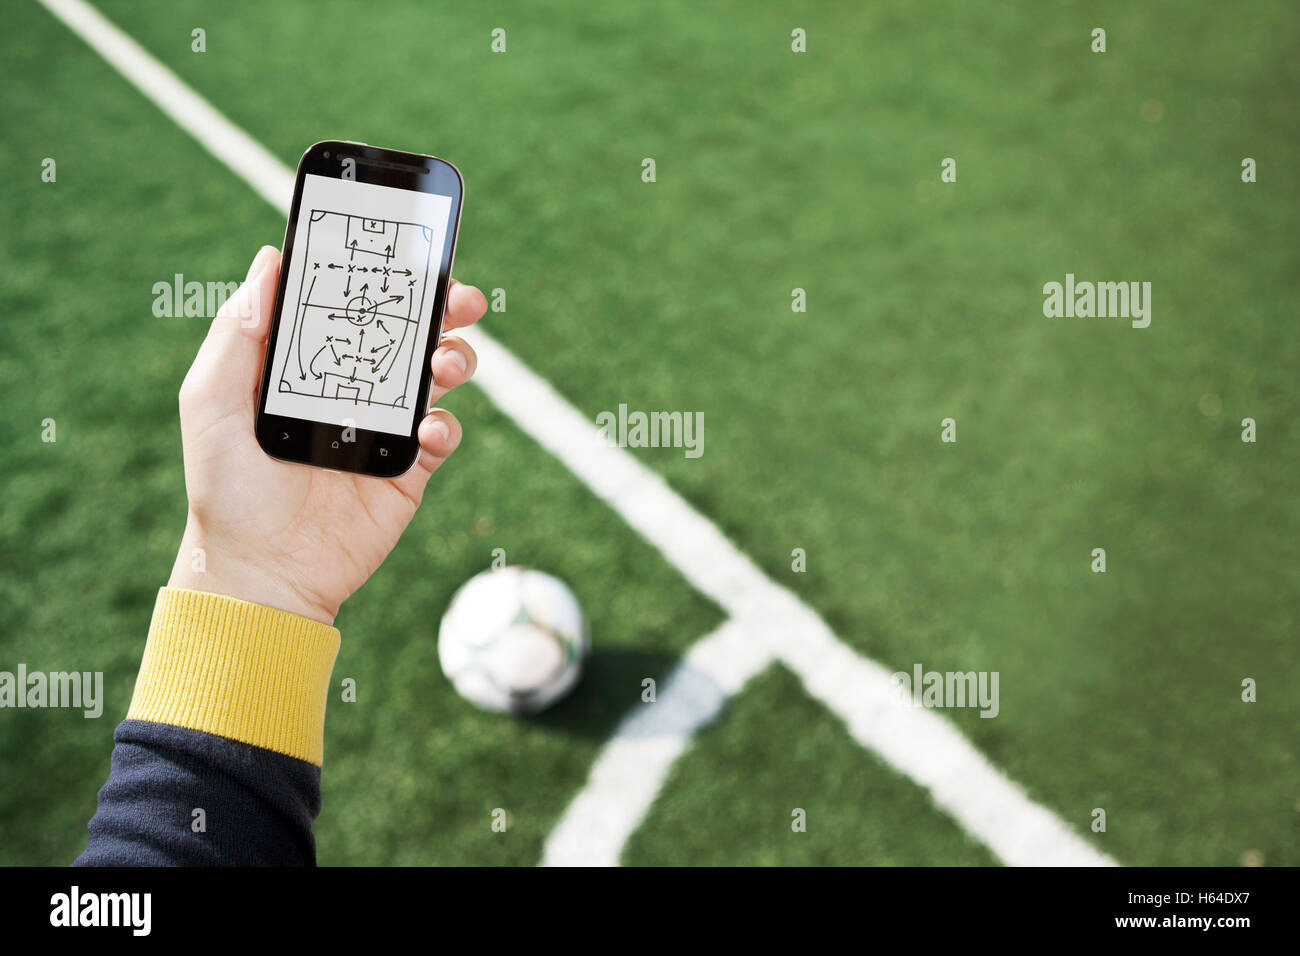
<box><xmin>167</xmin><ymin>245</ymin><xmax>487</xmax><ymax>625</ymax></box>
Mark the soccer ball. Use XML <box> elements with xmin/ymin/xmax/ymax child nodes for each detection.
<box><xmin>437</xmin><ymin>567</ymin><xmax>589</xmax><ymax>715</ymax></box>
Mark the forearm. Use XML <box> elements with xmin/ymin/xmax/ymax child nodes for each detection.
<box><xmin>75</xmin><ymin>587</ymin><xmax>340</xmax><ymax>866</ymax></box>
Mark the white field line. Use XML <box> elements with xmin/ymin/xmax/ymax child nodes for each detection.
<box><xmin>40</xmin><ymin>0</ymin><xmax>1117</xmax><ymax>867</ymax></box>
<box><xmin>541</xmin><ymin>619</ymin><xmax>772</xmax><ymax>866</ymax></box>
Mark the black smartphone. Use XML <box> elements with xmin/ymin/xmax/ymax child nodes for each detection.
<box><xmin>254</xmin><ymin>140</ymin><xmax>464</xmax><ymax>477</ymax></box>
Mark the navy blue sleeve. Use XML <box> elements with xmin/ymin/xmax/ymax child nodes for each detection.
<box><xmin>74</xmin><ymin>719</ymin><xmax>322</xmax><ymax>867</ymax></box>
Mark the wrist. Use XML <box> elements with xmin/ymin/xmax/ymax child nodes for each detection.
<box><xmin>169</xmin><ymin>520</ymin><xmax>338</xmax><ymax>626</ymax></box>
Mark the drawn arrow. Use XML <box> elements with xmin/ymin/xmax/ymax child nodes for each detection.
<box><xmin>392</xmin><ymin>268</ymin><xmax>412</xmax><ymax>276</ymax></box>
<box><xmin>381</xmin><ymin>276</ymin><xmax>390</xmax><ymax>293</ymax></box>
<box><xmin>349</xmin><ymin>239</ymin><xmax>358</xmax><ymax>261</ymax></box>
<box><xmin>344</xmin><ymin>275</ymin><xmax>351</xmax><ymax>297</ymax></box>
<box><xmin>295</xmin><ymin>276</ymin><xmax>318</xmax><ymax>379</ymax></box>
<box><xmin>327</xmin><ymin>263</ymin><xmax>343</xmax><ymax>270</ymax></box>
<box><xmin>308</xmin><ymin>345</ymin><xmax>328</xmax><ymax>380</ymax></box>
<box><xmin>376</xmin><ymin>319</ymin><xmax>390</xmax><ymax>334</ymax></box>
<box><xmin>378</xmin><ymin>329</ymin><xmax>405</xmax><ymax>382</ymax></box>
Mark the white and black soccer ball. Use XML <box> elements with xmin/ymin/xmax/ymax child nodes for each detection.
<box><xmin>437</xmin><ymin>567</ymin><xmax>589</xmax><ymax>715</ymax></box>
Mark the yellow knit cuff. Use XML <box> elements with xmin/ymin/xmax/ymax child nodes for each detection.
<box><xmin>126</xmin><ymin>587</ymin><xmax>340</xmax><ymax>766</ymax></box>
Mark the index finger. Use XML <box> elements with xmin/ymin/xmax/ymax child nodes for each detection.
<box><xmin>442</xmin><ymin>279</ymin><xmax>488</xmax><ymax>330</ymax></box>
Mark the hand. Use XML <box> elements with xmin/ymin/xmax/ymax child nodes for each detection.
<box><xmin>167</xmin><ymin>246</ymin><xmax>488</xmax><ymax>624</ymax></box>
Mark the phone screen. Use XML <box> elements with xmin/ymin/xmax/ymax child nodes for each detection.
<box><xmin>265</xmin><ymin>174</ymin><xmax>453</xmax><ymax>436</ymax></box>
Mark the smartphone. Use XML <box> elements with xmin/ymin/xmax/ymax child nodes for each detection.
<box><xmin>254</xmin><ymin>140</ymin><xmax>464</xmax><ymax>477</ymax></box>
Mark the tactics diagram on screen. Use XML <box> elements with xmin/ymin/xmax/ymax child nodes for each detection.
<box><xmin>277</xmin><ymin>210</ymin><xmax>435</xmax><ymax>412</ymax></box>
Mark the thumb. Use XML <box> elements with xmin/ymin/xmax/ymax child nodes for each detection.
<box><xmin>215</xmin><ymin>244</ymin><xmax>280</xmax><ymax>341</ymax></box>
<box><xmin>181</xmin><ymin>247</ymin><xmax>281</xmax><ymax>419</ymax></box>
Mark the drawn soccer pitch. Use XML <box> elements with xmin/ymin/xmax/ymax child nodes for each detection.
<box><xmin>277</xmin><ymin>210</ymin><xmax>436</xmax><ymax>410</ymax></box>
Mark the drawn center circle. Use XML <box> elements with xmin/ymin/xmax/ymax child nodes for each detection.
<box><xmin>346</xmin><ymin>295</ymin><xmax>377</xmax><ymax>326</ymax></box>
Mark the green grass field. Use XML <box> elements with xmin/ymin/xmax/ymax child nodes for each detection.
<box><xmin>1</xmin><ymin>0</ymin><xmax>1297</xmax><ymax>866</ymax></box>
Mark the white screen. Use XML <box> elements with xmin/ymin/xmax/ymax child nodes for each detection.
<box><xmin>264</xmin><ymin>174</ymin><xmax>453</xmax><ymax>436</ymax></box>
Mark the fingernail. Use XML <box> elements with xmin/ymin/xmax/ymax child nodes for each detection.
<box><xmin>438</xmin><ymin>347</ymin><xmax>469</xmax><ymax>374</ymax></box>
<box><xmin>431</xmin><ymin>419</ymin><xmax>451</xmax><ymax>443</ymax></box>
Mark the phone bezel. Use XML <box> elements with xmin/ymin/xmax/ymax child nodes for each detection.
<box><xmin>254</xmin><ymin>140</ymin><xmax>464</xmax><ymax>478</ymax></box>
